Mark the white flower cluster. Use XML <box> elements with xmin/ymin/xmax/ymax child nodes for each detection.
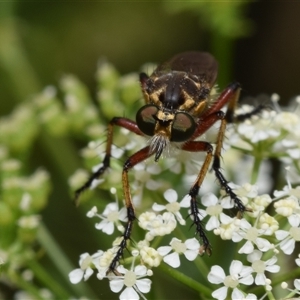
<box><xmin>69</xmin><ymin>99</ymin><xmax>300</xmax><ymax>300</ymax></box>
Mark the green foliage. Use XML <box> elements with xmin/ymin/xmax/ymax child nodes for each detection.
<box><xmin>163</xmin><ymin>1</ymin><xmax>254</xmax><ymax>38</ymax></box>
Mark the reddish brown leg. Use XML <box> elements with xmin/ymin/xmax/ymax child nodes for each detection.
<box><xmin>191</xmin><ymin>82</ymin><xmax>241</xmax><ymax>140</ymax></box>
<box><xmin>195</xmin><ymin>82</ymin><xmax>248</xmax><ymax>213</ymax></box>
<box><xmin>109</xmin><ymin>146</ymin><xmax>153</xmax><ymax>273</ymax></box>
<box><xmin>211</xmin><ymin>85</ymin><xmax>250</xmax><ymax>214</ymax></box>
<box><xmin>74</xmin><ymin>117</ymin><xmax>143</xmax><ymax>203</ymax></box>
<box><xmin>212</xmin><ymin>117</ymin><xmax>249</xmax><ymax>213</ymax></box>
<box><xmin>182</xmin><ymin>83</ymin><xmax>250</xmax><ymax>254</ymax></box>
<box><xmin>182</xmin><ymin>140</ymin><xmax>215</xmax><ymax>255</ymax></box>
<box><xmin>202</xmin><ymin>82</ymin><xmax>241</xmax><ymax>117</ymax></box>
<box><xmin>75</xmin><ymin>115</ymin><xmax>153</xmax><ymax>272</ymax></box>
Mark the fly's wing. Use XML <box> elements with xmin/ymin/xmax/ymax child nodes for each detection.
<box><xmin>153</xmin><ymin>51</ymin><xmax>218</xmax><ymax>87</ymax></box>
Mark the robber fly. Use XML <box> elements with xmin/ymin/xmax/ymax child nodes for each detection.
<box><xmin>75</xmin><ymin>51</ymin><xmax>256</xmax><ymax>274</ymax></box>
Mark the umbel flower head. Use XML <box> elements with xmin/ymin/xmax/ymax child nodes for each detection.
<box><xmin>68</xmin><ymin>62</ymin><xmax>300</xmax><ymax>300</ymax></box>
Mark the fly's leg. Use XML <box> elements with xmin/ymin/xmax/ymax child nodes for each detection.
<box><xmin>212</xmin><ymin>116</ymin><xmax>250</xmax><ymax>214</ymax></box>
<box><xmin>181</xmin><ymin>83</ymin><xmax>253</xmax><ymax>254</ymax></box>
<box><xmin>182</xmin><ymin>140</ymin><xmax>215</xmax><ymax>255</ymax></box>
<box><xmin>200</xmin><ymin>81</ymin><xmax>251</xmax><ymax>213</ymax></box>
<box><xmin>212</xmin><ymin>84</ymin><xmax>251</xmax><ymax>214</ymax></box>
<box><xmin>74</xmin><ymin>116</ymin><xmax>152</xmax><ymax>274</ymax></box>
<box><xmin>74</xmin><ymin>117</ymin><xmax>142</xmax><ymax>204</ymax></box>
<box><xmin>234</xmin><ymin>104</ymin><xmax>267</xmax><ymax>123</ymax></box>
<box><xmin>108</xmin><ymin>146</ymin><xmax>153</xmax><ymax>274</ymax></box>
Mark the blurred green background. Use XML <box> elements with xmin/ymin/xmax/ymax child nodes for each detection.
<box><xmin>1</xmin><ymin>1</ymin><xmax>300</xmax><ymax>299</ymax></box>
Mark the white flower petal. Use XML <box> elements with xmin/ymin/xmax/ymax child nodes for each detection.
<box><xmin>212</xmin><ymin>286</ymin><xmax>228</xmax><ymax>300</ymax></box>
<box><xmin>134</xmin><ymin>265</ymin><xmax>147</xmax><ymax>276</ymax></box>
<box><xmin>79</xmin><ymin>252</ymin><xmax>90</xmax><ymax>264</ymax></box>
<box><xmin>83</xmin><ymin>267</ymin><xmax>94</xmax><ymax>281</ymax></box>
<box><xmin>175</xmin><ymin>212</ymin><xmax>186</xmax><ymax>225</ymax></box>
<box><xmin>275</xmin><ymin>230</ymin><xmax>289</xmax><ymax>240</ymax></box>
<box><xmin>109</xmin><ymin>278</ymin><xmax>124</xmax><ymax>293</ymax></box>
<box><xmin>255</xmin><ymin>273</ymin><xmax>266</xmax><ymax>285</ymax></box>
<box><xmin>198</xmin><ymin>209</ymin><xmax>207</xmax><ymax>219</ymax></box>
<box><xmin>152</xmin><ymin>203</ymin><xmax>166</xmax><ymax>212</ymax></box>
<box><xmin>288</xmin><ymin>214</ymin><xmax>300</xmax><ymax>227</ymax></box>
<box><xmin>231</xmin><ymin>288</ymin><xmax>244</xmax><ymax>300</ymax></box>
<box><xmin>102</xmin><ymin>222</ymin><xmax>115</xmax><ymax>235</ymax></box>
<box><xmin>206</xmin><ymin>216</ymin><xmax>220</xmax><ymax>231</ymax></box>
<box><xmin>239</xmin><ymin>274</ymin><xmax>254</xmax><ymax>285</ymax></box>
<box><xmin>247</xmin><ymin>250</ymin><xmax>262</xmax><ymax>262</ymax></box>
<box><xmin>119</xmin><ymin>207</ymin><xmax>128</xmax><ymax>222</ymax></box>
<box><xmin>117</xmin><ymin>265</ymin><xmax>127</xmax><ymax>274</ymax></box>
<box><xmin>180</xmin><ymin>194</ymin><xmax>191</xmax><ymax>208</ymax></box>
<box><xmin>280</xmin><ymin>238</ymin><xmax>295</xmax><ymax>255</ymax></box>
<box><xmin>164</xmin><ymin>189</ymin><xmax>178</xmax><ymax>203</ymax></box>
<box><xmin>265</xmin><ymin>256</ymin><xmax>277</xmax><ymax>266</ymax></box>
<box><xmin>246</xmin><ymin>293</ymin><xmax>258</xmax><ymax>299</ymax></box>
<box><xmin>202</xmin><ymin>193</ymin><xmax>218</xmax><ymax>206</ymax></box>
<box><xmin>265</xmin><ymin>264</ymin><xmax>280</xmax><ymax>273</ymax></box>
<box><xmin>229</xmin><ymin>260</ymin><xmax>243</xmax><ymax>275</ymax></box>
<box><xmin>256</xmin><ymin>237</ymin><xmax>271</xmax><ymax>252</ymax></box>
<box><xmin>103</xmin><ymin>202</ymin><xmax>118</xmax><ymax>216</ymax></box>
<box><xmin>240</xmin><ymin>219</ymin><xmax>251</xmax><ymax>229</ymax></box>
<box><xmin>69</xmin><ymin>269</ymin><xmax>84</xmax><ymax>284</ymax></box>
<box><xmin>294</xmin><ymin>279</ymin><xmax>300</xmax><ymax>290</ymax></box>
<box><xmin>157</xmin><ymin>246</ymin><xmax>172</xmax><ymax>256</ymax></box>
<box><xmin>120</xmin><ymin>287</ymin><xmax>139</xmax><ymax>300</ymax></box>
<box><xmin>86</xmin><ymin>206</ymin><xmax>97</xmax><ymax>218</ymax></box>
<box><xmin>273</xmin><ymin>189</ymin><xmax>287</xmax><ymax>198</ymax></box>
<box><xmin>163</xmin><ymin>252</ymin><xmax>180</xmax><ymax>268</ymax></box>
<box><xmin>240</xmin><ymin>266</ymin><xmax>253</xmax><ymax>277</ymax></box>
<box><xmin>136</xmin><ymin>278</ymin><xmax>152</xmax><ymax>293</ymax></box>
<box><xmin>238</xmin><ymin>241</ymin><xmax>254</xmax><ymax>254</ymax></box>
<box><xmin>232</xmin><ymin>231</ymin><xmax>243</xmax><ymax>243</ymax></box>
<box><xmin>95</xmin><ymin>220</ymin><xmax>108</xmax><ymax>230</ymax></box>
<box><xmin>184</xmin><ymin>238</ymin><xmax>200</xmax><ymax>250</ymax></box>
<box><xmin>219</xmin><ymin>213</ymin><xmax>234</xmax><ymax>225</ymax></box>
<box><xmin>184</xmin><ymin>249</ymin><xmax>198</xmax><ymax>261</ymax></box>
<box><xmin>221</xmin><ymin>197</ymin><xmax>234</xmax><ymax>209</ymax></box>
<box><xmin>208</xmin><ymin>265</ymin><xmax>225</xmax><ymax>284</ymax></box>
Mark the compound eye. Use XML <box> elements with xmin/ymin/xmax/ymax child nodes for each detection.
<box><xmin>171</xmin><ymin>112</ymin><xmax>196</xmax><ymax>142</ymax></box>
<box><xmin>136</xmin><ymin>105</ymin><xmax>159</xmax><ymax>136</ymax></box>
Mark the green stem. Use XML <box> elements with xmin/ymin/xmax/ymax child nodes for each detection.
<box><xmin>37</xmin><ymin>223</ymin><xmax>97</xmax><ymax>299</ymax></box>
<box><xmin>194</xmin><ymin>255</ymin><xmax>210</xmax><ymax>278</ymax></box>
<box><xmin>28</xmin><ymin>259</ymin><xmax>71</xmax><ymax>299</ymax></box>
<box><xmin>11</xmin><ymin>272</ymin><xmax>44</xmax><ymax>300</ymax></box>
<box><xmin>250</xmin><ymin>154</ymin><xmax>262</xmax><ymax>184</ymax></box>
<box><xmin>266</xmin><ymin>290</ymin><xmax>276</xmax><ymax>300</ymax></box>
<box><xmin>272</xmin><ymin>266</ymin><xmax>300</xmax><ymax>288</ymax></box>
<box><xmin>159</xmin><ymin>263</ymin><xmax>212</xmax><ymax>297</ymax></box>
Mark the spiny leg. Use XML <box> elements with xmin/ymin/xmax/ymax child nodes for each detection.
<box><xmin>182</xmin><ymin>110</ymin><xmax>228</xmax><ymax>255</ymax></box>
<box><xmin>234</xmin><ymin>104</ymin><xmax>267</xmax><ymax>123</ymax></box>
<box><xmin>74</xmin><ymin>117</ymin><xmax>142</xmax><ymax>204</ymax></box>
<box><xmin>182</xmin><ymin>141</ymin><xmax>215</xmax><ymax>255</ymax></box>
<box><xmin>108</xmin><ymin>146</ymin><xmax>153</xmax><ymax>274</ymax></box>
<box><xmin>212</xmin><ymin>117</ymin><xmax>249</xmax><ymax>214</ymax></box>
<box><xmin>212</xmin><ymin>84</ymin><xmax>250</xmax><ymax>214</ymax></box>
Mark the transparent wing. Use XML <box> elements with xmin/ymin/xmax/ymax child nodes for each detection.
<box><xmin>153</xmin><ymin>51</ymin><xmax>218</xmax><ymax>86</ymax></box>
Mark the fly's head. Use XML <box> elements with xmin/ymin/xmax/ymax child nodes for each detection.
<box><xmin>136</xmin><ymin>52</ymin><xmax>218</xmax><ymax>161</ymax></box>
